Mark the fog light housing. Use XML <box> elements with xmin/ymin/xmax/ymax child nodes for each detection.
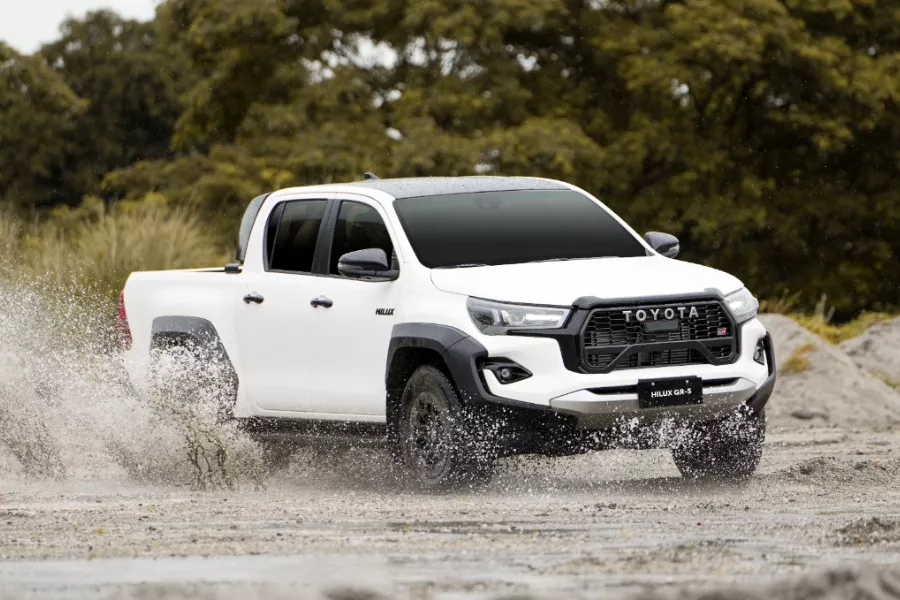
<box><xmin>753</xmin><ymin>339</ymin><xmax>766</xmax><ymax>365</ymax></box>
<box><xmin>483</xmin><ymin>359</ymin><xmax>532</xmax><ymax>384</ymax></box>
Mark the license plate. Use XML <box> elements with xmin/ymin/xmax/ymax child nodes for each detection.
<box><xmin>638</xmin><ymin>377</ymin><xmax>702</xmax><ymax>409</ymax></box>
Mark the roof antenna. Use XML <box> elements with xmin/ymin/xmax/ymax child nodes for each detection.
<box><xmin>363</xmin><ymin>172</ymin><xmax>380</xmax><ymax>181</ymax></box>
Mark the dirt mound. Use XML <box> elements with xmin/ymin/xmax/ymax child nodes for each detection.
<box><xmin>760</xmin><ymin>314</ymin><xmax>900</xmax><ymax>429</ymax></box>
<box><xmin>771</xmin><ymin>456</ymin><xmax>900</xmax><ymax>487</ymax></box>
<box><xmin>841</xmin><ymin>317</ymin><xmax>900</xmax><ymax>386</ymax></box>
<box><xmin>836</xmin><ymin>518</ymin><xmax>900</xmax><ymax>546</ymax></box>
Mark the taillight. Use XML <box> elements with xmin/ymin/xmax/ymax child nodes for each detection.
<box><xmin>116</xmin><ymin>291</ymin><xmax>132</xmax><ymax>350</ymax></box>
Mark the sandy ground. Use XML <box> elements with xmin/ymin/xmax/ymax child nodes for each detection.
<box><xmin>1</xmin><ymin>425</ymin><xmax>899</xmax><ymax>599</ymax></box>
<box><xmin>2</xmin><ymin>283</ymin><xmax>900</xmax><ymax>599</ymax></box>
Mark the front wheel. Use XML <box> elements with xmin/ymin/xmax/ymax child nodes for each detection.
<box><xmin>671</xmin><ymin>408</ymin><xmax>766</xmax><ymax>479</ymax></box>
<box><xmin>395</xmin><ymin>365</ymin><xmax>494</xmax><ymax>490</ymax></box>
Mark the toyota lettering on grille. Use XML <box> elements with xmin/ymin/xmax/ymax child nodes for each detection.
<box><xmin>623</xmin><ymin>306</ymin><xmax>700</xmax><ymax>322</ymax></box>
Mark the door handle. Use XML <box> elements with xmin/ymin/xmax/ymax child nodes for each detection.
<box><xmin>243</xmin><ymin>292</ymin><xmax>264</xmax><ymax>305</ymax></box>
<box><xmin>310</xmin><ymin>295</ymin><xmax>333</xmax><ymax>309</ymax></box>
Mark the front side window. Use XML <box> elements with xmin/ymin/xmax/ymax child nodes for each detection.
<box><xmin>268</xmin><ymin>200</ymin><xmax>328</xmax><ymax>273</ymax></box>
<box><xmin>393</xmin><ymin>190</ymin><xmax>646</xmax><ymax>268</ymax></box>
<box><xmin>329</xmin><ymin>201</ymin><xmax>394</xmax><ymax>275</ymax></box>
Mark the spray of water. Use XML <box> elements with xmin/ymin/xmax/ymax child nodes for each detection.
<box><xmin>0</xmin><ymin>272</ymin><xmax>265</xmax><ymax>489</ymax></box>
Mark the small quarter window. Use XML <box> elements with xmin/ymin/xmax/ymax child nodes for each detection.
<box><xmin>237</xmin><ymin>194</ymin><xmax>268</xmax><ymax>262</ymax></box>
<box><xmin>268</xmin><ymin>200</ymin><xmax>327</xmax><ymax>273</ymax></box>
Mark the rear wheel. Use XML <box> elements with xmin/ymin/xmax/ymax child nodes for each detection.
<box><xmin>395</xmin><ymin>365</ymin><xmax>494</xmax><ymax>490</ymax></box>
<box><xmin>671</xmin><ymin>408</ymin><xmax>765</xmax><ymax>479</ymax></box>
<box><xmin>148</xmin><ymin>336</ymin><xmax>237</xmax><ymax>421</ymax></box>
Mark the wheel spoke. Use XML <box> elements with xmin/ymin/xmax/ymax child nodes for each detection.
<box><xmin>407</xmin><ymin>391</ymin><xmax>450</xmax><ymax>472</ymax></box>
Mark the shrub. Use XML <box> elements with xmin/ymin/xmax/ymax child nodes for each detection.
<box><xmin>2</xmin><ymin>197</ymin><xmax>227</xmax><ymax>299</ymax></box>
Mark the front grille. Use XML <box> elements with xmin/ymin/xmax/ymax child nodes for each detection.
<box><xmin>581</xmin><ymin>300</ymin><xmax>736</xmax><ymax>372</ymax></box>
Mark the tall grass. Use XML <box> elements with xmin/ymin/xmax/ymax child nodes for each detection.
<box><xmin>0</xmin><ymin>208</ymin><xmax>23</xmax><ymax>257</ymax></box>
<box><xmin>2</xmin><ymin>199</ymin><xmax>228</xmax><ymax>299</ymax></box>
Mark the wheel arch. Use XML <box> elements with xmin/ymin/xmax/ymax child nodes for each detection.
<box><xmin>151</xmin><ymin>316</ymin><xmax>222</xmax><ymax>350</ymax></box>
<box><xmin>384</xmin><ymin>323</ymin><xmax>474</xmax><ymax>430</ymax></box>
<box><xmin>149</xmin><ymin>315</ymin><xmax>239</xmax><ymax>393</ymax></box>
<box><xmin>385</xmin><ymin>323</ymin><xmax>471</xmax><ymax>384</ymax></box>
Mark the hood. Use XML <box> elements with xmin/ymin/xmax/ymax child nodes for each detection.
<box><xmin>430</xmin><ymin>256</ymin><xmax>743</xmax><ymax>306</ymax></box>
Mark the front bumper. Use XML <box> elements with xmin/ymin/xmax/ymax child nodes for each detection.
<box><xmin>549</xmin><ymin>376</ymin><xmax>759</xmax><ymax>427</ymax></box>
<box><xmin>443</xmin><ymin>319</ymin><xmax>775</xmax><ymax>431</ymax></box>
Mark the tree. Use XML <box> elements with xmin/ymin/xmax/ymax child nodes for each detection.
<box><xmin>584</xmin><ymin>0</ymin><xmax>900</xmax><ymax>315</ymax></box>
<box><xmin>40</xmin><ymin>10</ymin><xmax>188</xmax><ymax>199</ymax></box>
<box><xmin>0</xmin><ymin>43</ymin><xmax>87</xmax><ymax>208</ymax></box>
<box><xmin>31</xmin><ymin>0</ymin><xmax>900</xmax><ymax>315</ymax></box>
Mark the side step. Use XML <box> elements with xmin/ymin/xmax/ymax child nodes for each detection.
<box><xmin>240</xmin><ymin>418</ymin><xmax>388</xmax><ymax>449</ymax></box>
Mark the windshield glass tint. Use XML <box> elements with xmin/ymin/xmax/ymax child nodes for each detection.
<box><xmin>393</xmin><ymin>190</ymin><xmax>647</xmax><ymax>268</ymax></box>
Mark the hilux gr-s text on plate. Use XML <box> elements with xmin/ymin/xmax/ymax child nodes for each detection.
<box><xmin>118</xmin><ymin>177</ymin><xmax>776</xmax><ymax>488</ymax></box>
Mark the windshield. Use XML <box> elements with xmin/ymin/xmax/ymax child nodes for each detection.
<box><xmin>392</xmin><ymin>190</ymin><xmax>647</xmax><ymax>268</ymax></box>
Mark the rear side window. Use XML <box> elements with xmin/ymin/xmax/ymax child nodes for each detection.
<box><xmin>267</xmin><ymin>200</ymin><xmax>328</xmax><ymax>273</ymax></box>
<box><xmin>329</xmin><ymin>201</ymin><xmax>394</xmax><ymax>275</ymax></box>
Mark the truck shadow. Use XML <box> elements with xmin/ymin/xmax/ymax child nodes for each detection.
<box><xmin>261</xmin><ymin>440</ymin><xmax>760</xmax><ymax>498</ymax></box>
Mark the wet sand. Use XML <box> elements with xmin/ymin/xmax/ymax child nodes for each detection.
<box><xmin>1</xmin><ymin>426</ymin><xmax>899</xmax><ymax>599</ymax></box>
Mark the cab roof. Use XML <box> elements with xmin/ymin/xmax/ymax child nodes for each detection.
<box><xmin>346</xmin><ymin>176</ymin><xmax>568</xmax><ymax>199</ymax></box>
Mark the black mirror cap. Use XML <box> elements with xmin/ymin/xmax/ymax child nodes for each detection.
<box><xmin>338</xmin><ymin>248</ymin><xmax>399</xmax><ymax>280</ymax></box>
<box><xmin>644</xmin><ymin>231</ymin><xmax>680</xmax><ymax>258</ymax></box>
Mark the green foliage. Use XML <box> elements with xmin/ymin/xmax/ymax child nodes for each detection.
<box><xmin>2</xmin><ymin>0</ymin><xmax>900</xmax><ymax>317</ymax></box>
<box><xmin>0</xmin><ymin>43</ymin><xmax>87</xmax><ymax>208</ymax></box>
<box><xmin>40</xmin><ymin>11</ymin><xmax>188</xmax><ymax>196</ymax></box>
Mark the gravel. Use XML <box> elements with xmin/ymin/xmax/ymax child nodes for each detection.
<box><xmin>2</xmin><ymin>282</ymin><xmax>900</xmax><ymax>599</ymax></box>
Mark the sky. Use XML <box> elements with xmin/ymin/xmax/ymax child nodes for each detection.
<box><xmin>1</xmin><ymin>0</ymin><xmax>158</xmax><ymax>54</ymax></box>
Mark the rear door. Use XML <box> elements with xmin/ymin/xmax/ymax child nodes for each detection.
<box><xmin>296</xmin><ymin>195</ymin><xmax>402</xmax><ymax>417</ymax></box>
<box><xmin>234</xmin><ymin>194</ymin><xmax>333</xmax><ymax>412</ymax></box>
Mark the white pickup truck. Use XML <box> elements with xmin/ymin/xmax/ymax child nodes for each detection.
<box><xmin>118</xmin><ymin>176</ymin><xmax>776</xmax><ymax>488</ymax></box>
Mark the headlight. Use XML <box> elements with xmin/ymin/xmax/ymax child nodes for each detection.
<box><xmin>467</xmin><ymin>297</ymin><xmax>570</xmax><ymax>335</ymax></box>
<box><xmin>725</xmin><ymin>287</ymin><xmax>759</xmax><ymax>323</ymax></box>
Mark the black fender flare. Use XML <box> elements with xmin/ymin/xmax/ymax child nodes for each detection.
<box><xmin>385</xmin><ymin>323</ymin><xmax>552</xmax><ymax>412</ymax></box>
<box><xmin>151</xmin><ymin>316</ymin><xmax>223</xmax><ymax>350</ymax></box>
<box><xmin>385</xmin><ymin>323</ymin><xmax>473</xmax><ymax>393</ymax></box>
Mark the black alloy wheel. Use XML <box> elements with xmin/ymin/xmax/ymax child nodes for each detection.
<box><xmin>397</xmin><ymin>365</ymin><xmax>494</xmax><ymax>489</ymax></box>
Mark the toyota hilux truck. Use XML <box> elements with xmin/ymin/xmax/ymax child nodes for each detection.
<box><xmin>118</xmin><ymin>176</ymin><xmax>776</xmax><ymax>488</ymax></box>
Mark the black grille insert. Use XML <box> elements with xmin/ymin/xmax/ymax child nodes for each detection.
<box><xmin>581</xmin><ymin>300</ymin><xmax>737</xmax><ymax>372</ymax></box>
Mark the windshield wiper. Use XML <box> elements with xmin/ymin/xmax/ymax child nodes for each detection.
<box><xmin>435</xmin><ymin>263</ymin><xmax>490</xmax><ymax>269</ymax></box>
<box><xmin>525</xmin><ymin>256</ymin><xmax>618</xmax><ymax>264</ymax></box>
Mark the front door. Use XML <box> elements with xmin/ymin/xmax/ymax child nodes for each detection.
<box><xmin>234</xmin><ymin>197</ymin><xmax>331</xmax><ymax>412</ymax></box>
<box><xmin>297</xmin><ymin>198</ymin><xmax>402</xmax><ymax>417</ymax></box>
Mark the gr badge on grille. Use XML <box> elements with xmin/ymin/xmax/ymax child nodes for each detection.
<box><xmin>623</xmin><ymin>306</ymin><xmax>700</xmax><ymax>322</ymax></box>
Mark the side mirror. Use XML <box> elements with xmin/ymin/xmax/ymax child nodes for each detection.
<box><xmin>644</xmin><ymin>231</ymin><xmax>680</xmax><ymax>258</ymax></box>
<box><xmin>337</xmin><ymin>248</ymin><xmax>399</xmax><ymax>280</ymax></box>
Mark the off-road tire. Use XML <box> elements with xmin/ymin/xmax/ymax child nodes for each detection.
<box><xmin>396</xmin><ymin>365</ymin><xmax>495</xmax><ymax>490</ymax></box>
<box><xmin>671</xmin><ymin>408</ymin><xmax>766</xmax><ymax>479</ymax></box>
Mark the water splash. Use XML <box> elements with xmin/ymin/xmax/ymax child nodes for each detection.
<box><xmin>0</xmin><ymin>273</ymin><xmax>264</xmax><ymax>489</ymax></box>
